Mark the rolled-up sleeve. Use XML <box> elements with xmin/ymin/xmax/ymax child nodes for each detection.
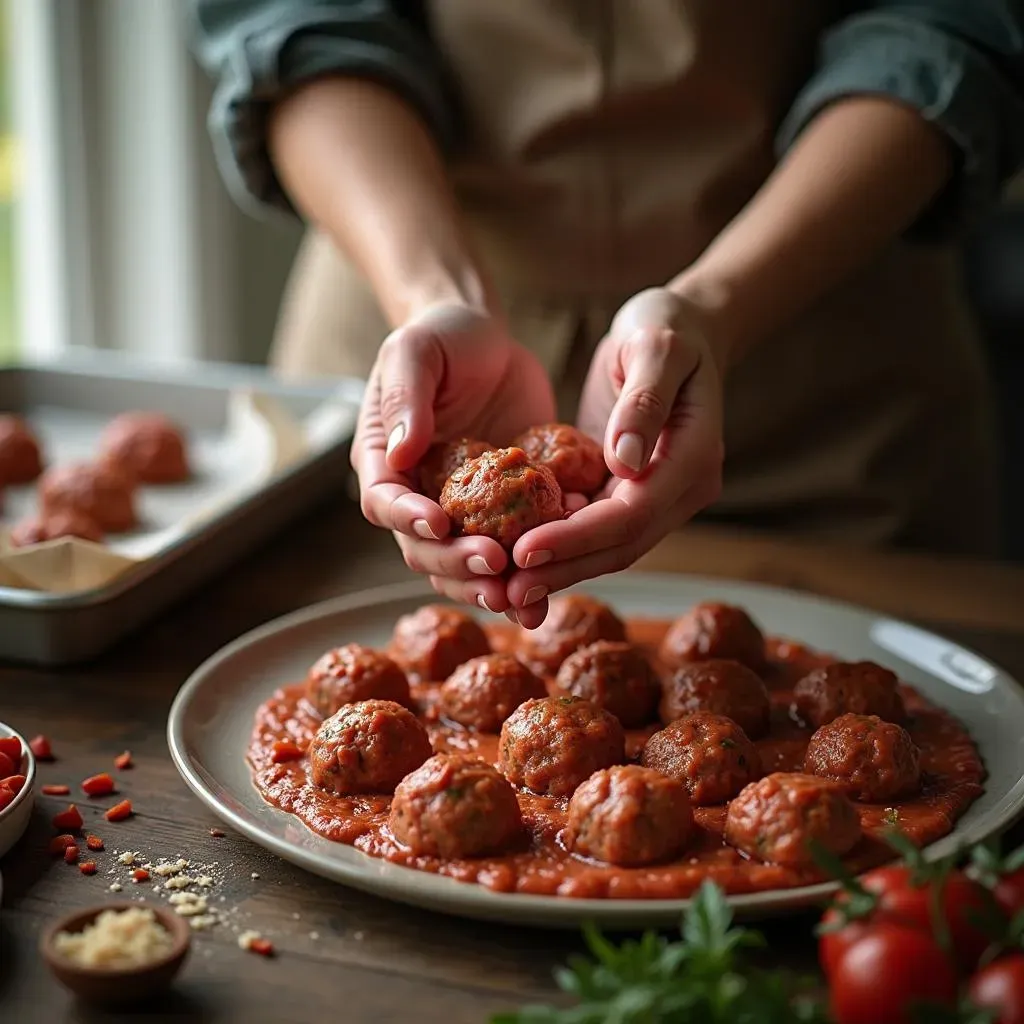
<box><xmin>777</xmin><ymin>1</ymin><xmax>1024</xmax><ymax>239</ymax></box>
<box><xmin>188</xmin><ymin>0</ymin><xmax>458</xmax><ymax>215</ymax></box>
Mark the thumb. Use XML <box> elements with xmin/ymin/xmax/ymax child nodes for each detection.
<box><xmin>377</xmin><ymin>325</ymin><xmax>444</xmax><ymax>472</ymax></box>
<box><xmin>604</xmin><ymin>327</ymin><xmax>696</xmax><ymax>479</ymax></box>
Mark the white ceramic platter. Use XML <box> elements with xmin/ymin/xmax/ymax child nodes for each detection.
<box><xmin>0</xmin><ymin>722</ymin><xmax>36</xmax><ymax>861</ymax></box>
<box><xmin>167</xmin><ymin>573</ymin><xmax>1024</xmax><ymax>929</ymax></box>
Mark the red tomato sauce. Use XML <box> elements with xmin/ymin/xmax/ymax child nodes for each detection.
<box><xmin>248</xmin><ymin>619</ymin><xmax>985</xmax><ymax>899</ymax></box>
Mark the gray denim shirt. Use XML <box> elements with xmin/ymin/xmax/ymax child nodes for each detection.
<box><xmin>189</xmin><ymin>0</ymin><xmax>1024</xmax><ymax>238</ymax></box>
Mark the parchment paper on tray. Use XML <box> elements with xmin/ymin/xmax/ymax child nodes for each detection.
<box><xmin>0</xmin><ymin>388</ymin><xmax>356</xmax><ymax>595</ymax></box>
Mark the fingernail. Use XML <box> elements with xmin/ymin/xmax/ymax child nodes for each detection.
<box><xmin>477</xmin><ymin>594</ymin><xmax>498</xmax><ymax>613</ymax></box>
<box><xmin>413</xmin><ymin>519</ymin><xmax>440</xmax><ymax>540</ymax></box>
<box><xmin>386</xmin><ymin>422</ymin><xmax>406</xmax><ymax>457</ymax></box>
<box><xmin>523</xmin><ymin>550</ymin><xmax>552</xmax><ymax>569</ymax></box>
<box><xmin>467</xmin><ymin>555</ymin><xmax>496</xmax><ymax>576</ymax></box>
<box><xmin>615</xmin><ymin>432</ymin><xmax>645</xmax><ymax>472</ymax></box>
<box><xmin>504</xmin><ymin>609</ymin><xmax>521</xmax><ymax>626</ymax></box>
<box><xmin>522</xmin><ymin>585</ymin><xmax>548</xmax><ymax>607</ymax></box>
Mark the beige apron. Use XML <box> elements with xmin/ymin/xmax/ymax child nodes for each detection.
<box><xmin>272</xmin><ymin>0</ymin><xmax>999</xmax><ymax>557</ymax></box>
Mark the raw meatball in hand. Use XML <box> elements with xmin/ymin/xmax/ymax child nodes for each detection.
<box><xmin>553</xmin><ymin>641</ymin><xmax>660</xmax><ymax>728</ymax></box>
<box><xmin>564</xmin><ymin>765</ymin><xmax>694</xmax><ymax>866</ymax></box>
<box><xmin>659</xmin><ymin>659</ymin><xmax>771</xmax><ymax>738</ymax></box>
<box><xmin>389</xmin><ymin>753</ymin><xmax>523</xmax><ymax>858</ymax></box>
<box><xmin>309</xmin><ymin>699</ymin><xmax>432</xmax><ymax>795</ymax></box>
<box><xmin>659</xmin><ymin>602</ymin><xmax>766</xmax><ymax>672</ymax></box>
<box><xmin>0</xmin><ymin>415</ymin><xmax>43</xmax><ymax>483</ymax></box>
<box><xmin>390</xmin><ymin>604</ymin><xmax>491</xmax><ymax>681</ymax></box>
<box><xmin>804</xmin><ymin>713</ymin><xmax>920</xmax><ymax>802</ymax></box>
<box><xmin>517</xmin><ymin>594</ymin><xmax>627</xmax><ymax>676</ymax></box>
<box><xmin>418</xmin><ymin>437</ymin><xmax>495</xmax><ymax>502</ymax></box>
<box><xmin>793</xmin><ymin>661</ymin><xmax>906</xmax><ymax>728</ymax></box>
<box><xmin>724</xmin><ymin>772</ymin><xmax>861</xmax><ymax>868</ymax></box>
<box><xmin>440</xmin><ymin>653</ymin><xmax>546</xmax><ymax>733</ymax></box>
<box><xmin>499</xmin><ymin>696</ymin><xmax>625</xmax><ymax>797</ymax></box>
<box><xmin>512</xmin><ymin>423</ymin><xmax>608</xmax><ymax>495</ymax></box>
<box><xmin>440</xmin><ymin>446</ymin><xmax>563</xmax><ymax>549</ymax></box>
<box><xmin>642</xmin><ymin>711</ymin><xmax>760</xmax><ymax>805</ymax></box>
<box><xmin>305</xmin><ymin>643</ymin><xmax>411</xmax><ymax>719</ymax></box>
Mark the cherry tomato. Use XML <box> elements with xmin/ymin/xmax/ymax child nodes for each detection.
<box><xmin>819</xmin><ymin>908</ymin><xmax>871</xmax><ymax>979</ymax></box>
<box><xmin>0</xmin><ymin>737</ymin><xmax>21</xmax><ymax>765</ymax></box>
<box><xmin>968</xmin><ymin>955</ymin><xmax>1024</xmax><ymax>1024</ymax></box>
<box><xmin>993</xmin><ymin>869</ymin><xmax>1024</xmax><ymax>920</ymax></box>
<box><xmin>830</xmin><ymin>924</ymin><xmax>958</xmax><ymax>1024</ymax></box>
<box><xmin>0</xmin><ymin>751</ymin><xmax>15</xmax><ymax>778</ymax></box>
<box><xmin>826</xmin><ymin>866</ymin><xmax>998</xmax><ymax>972</ymax></box>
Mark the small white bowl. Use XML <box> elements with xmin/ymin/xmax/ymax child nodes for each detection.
<box><xmin>0</xmin><ymin>722</ymin><xmax>36</xmax><ymax>858</ymax></box>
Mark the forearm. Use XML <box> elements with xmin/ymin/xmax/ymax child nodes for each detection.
<box><xmin>672</xmin><ymin>97</ymin><xmax>953</xmax><ymax>367</ymax></box>
<box><xmin>268</xmin><ymin>76</ymin><xmax>492</xmax><ymax>326</ymax></box>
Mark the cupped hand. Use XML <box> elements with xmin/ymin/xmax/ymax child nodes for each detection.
<box><xmin>351</xmin><ymin>302</ymin><xmax>557</xmax><ymax>615</ymax></box>
<box><xmin>506</xmin><ymin>287</ymin><xmax>726</xmax><ymax>613</ymax></box>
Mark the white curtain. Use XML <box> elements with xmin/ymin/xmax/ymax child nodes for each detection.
<box><xmin>10</xmin><ymin>0</ymin><xmax>239</xmax><ymax>364</ymax></box>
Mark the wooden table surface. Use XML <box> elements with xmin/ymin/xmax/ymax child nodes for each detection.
<box><xmin>1</xmin><ymin>498</ymin><xmax>1022</xmax><ymax>1023</ymax></box>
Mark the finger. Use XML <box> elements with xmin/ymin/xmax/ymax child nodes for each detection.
<box><xmin>604</xmin><ymin>327</ymin><xmax>697</xmax><ymax>479</ymax></box>
<box><xmin>563</xmin><ymin>492</ymin><xmax>589</xmax><ymax>515</ymax></box>
<box><xmin>511</xmin><ymin>497</ymin><xmax>639</xmax><ymax>569</ymax></box>
<box><xmin>508</xmin><ymin>489</ymin><xmax>702</xmax><ymax>604</ymax></box>
<box><xmin>377</xmin><ymin>326</ymin><xmax>445</xmax><ymax>472</ymax></box>
<box><xmin>427</xmin><ymin>575</ymin><xmax>511</xmax><ymax>614</ymax></box>
<box><xmin>354</xmin><ymin>444</ymin><xmax>451</xmax><ymax>539</ymax></box>
<box><xmin>394</xmin><ymin>532</ymin><xmax>507</xmax><ymax>580</ymax></box>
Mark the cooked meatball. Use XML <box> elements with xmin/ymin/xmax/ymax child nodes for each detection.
<box><xmin>440</xmin><ymin>446</ymin><xmax>563</xmax><ymax>549</ymax></box>
<box><xmin>804</xmin><ymin>713</ymin><xmax>921</xmax><ymax>802</ymax></box>
<box><xmin>564</xmin><ymin>765</ymin><xmax>694</xmax><ymax>866</ymax></box>
<box><xmin>99</xmin><ymin>412</ymin><xmax>189</xmax><ymax>484</ymax></box>
<box><xmin>518</xmin><ymin>594</ymin><xmax>628</xmax><ymax>675</ymax></box>
<box><xmin>499</xmin><ymin>696</ymin><xmax>625</xmax><ymax>797</ymax></box>
<box><xmin>659</xmin><ymin>659</ymin><xmax>771</xmax><ymax>738</ymax></box>
<box><xmin>10</xmin><ymin>511</ymin><xmax>104</xmax><ymax>547</ymax></box>
<box><xmin>512</xmin><ymin>423</ymin><xmax>607</xmax><ymax>495</ymax></box>
<box><xmin>39</xmin><ymin>462</ymin><xmax>137</xmax><ymax>533</ymax></box>
<box><xmin>0</xmin><ymin>415</ymin><xmax>43</xmax><ymax>483</ymax></box>
<box><xmin>793</xmin><ymin>661</ymin><xmax>906</xmax><ymax>728</ymax></box>
<box><xmin>659</xmin><ymin>602</ymin><xmax>766</xmax><ymax>672</ymax></box>
<box><xmin>724</xmin><ymin>771</ymin><xmax>862</xmax><ymax>868</ymax></box>
<box><xmin>389</xmin><ymin>753</ymin><xmax>523</xmax><ymax>858</ymax></box>
<box><xmin>309</xmin><ymin>700</ymin><xmax>432</xmax><ymax>795</ymax></box>
<box><xmin>305</xmin><ymin>643</ymin><xmax>411</xmax><ymax>719</ymax></box>
<box><xmin>390</xmin><ymin>604</ymin><xmax>491</xmax><ymax>681</ymax></box>
<box><xmin>418</xmin><ymin>437</ymin><xmax>495</xmax><ymax>502</ymax></box>
<box><xmin>641</xmin><ymin>712</ymin><xmax>761</xmax><ymax>806</ymax></box>
<box><xmin>553</xmin><ymin>641</ymin><xmax>660</xmax><ymax>728</ymax></box>
<box><xmin>440</xmin><ymin>653</ymin><xmax>546</xmax><ymax>733</ymax></box>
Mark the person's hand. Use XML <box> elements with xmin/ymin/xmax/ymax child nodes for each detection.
<box><xmin>506</xmin><ymin>287</ymin><xmax>726</xmax><ymax>615</ymax></box>
<box><xmin>352</xmin><ymin>302</ymin><xmax>557</xmax><ymax>615</ymax></box>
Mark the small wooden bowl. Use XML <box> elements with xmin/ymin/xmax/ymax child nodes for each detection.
<box><xmin>40</xmin><ymin>902</ymin><xmax>191</xmax><ymax>1005</ymax></box>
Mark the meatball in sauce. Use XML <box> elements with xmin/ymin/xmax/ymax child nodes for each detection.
<box><xmin>660</xmin><ymin>601</ymin><xmax>766</xmax><ymax>672</ymax></box>
<box><xmin>804</xmin><ymin>713</ymin><xmax>920</xmax><ymax>802</ymax></box>
<box><xmin>440</xmin><ymin>653</ymin><xmax>546</xmax><ymax>733</ymax></box>
<box><xmin>793</xmin><ymin>661</ymin><xmax>906</xmax><ymax>729</ymax></box>
<box><xmin>724</xmin><ymin>771</ymin><xmax>862</xmax><ymax>868</ymax></box>
<box><xmin>304</xmin><ymin>643</ymin><xmax>410</xmax><ymax>719</ymax></box>
<box><xmin>564</xmin><ymin>765</ymin><xmax>694</xmax><ymax>867</ymax></box>
<box><xmin>518</xmin><ymin>594</ymin><xmax>627</xmax><ymax>676</ymax></box>
<box><xmin>659</xmin><ymin>659</ymin><xmax>771</xmax><ymax>738</ymax></box>
<box><xmin>512</xmin><ymin>423</ymin><xmax>608</xmax><ymax>496</ymax></box>
<box><xmin>390</xmin><ymin>604</ymin><xmax>491</xmax><ymax>682</ymax></box>
<box><xmin>553</xmin><ymin>640</ymin><xmax>660</xmax><ymax>728</ymax></box>
<box><xmin>440</xmin><ymin>446</ymin><xmax>563</xmax><ymax>549</ymax></box>
<box><xmin>389</xmin><ymin>753</ymin><xmax>523</xmax><ymax>858</ymax></box>
<box><xmin>642</xmin><ymin>711</ymin><xmax>761</xmax><ymax>806</ymax></box>
<box><xmin>499</xmin><ymin>696</ymin><xmax>625</xmax><ymax>797</ymax></box>
<box><xmin>309</xmin><ymin>700</ymin><xmax>432</xmax><ymax>796</ymax></box>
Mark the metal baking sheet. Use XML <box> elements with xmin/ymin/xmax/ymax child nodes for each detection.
<box><xmin>0</xmin><ymin>351</ymin><xmax>363</xmax><ymax>666</ymax></box>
